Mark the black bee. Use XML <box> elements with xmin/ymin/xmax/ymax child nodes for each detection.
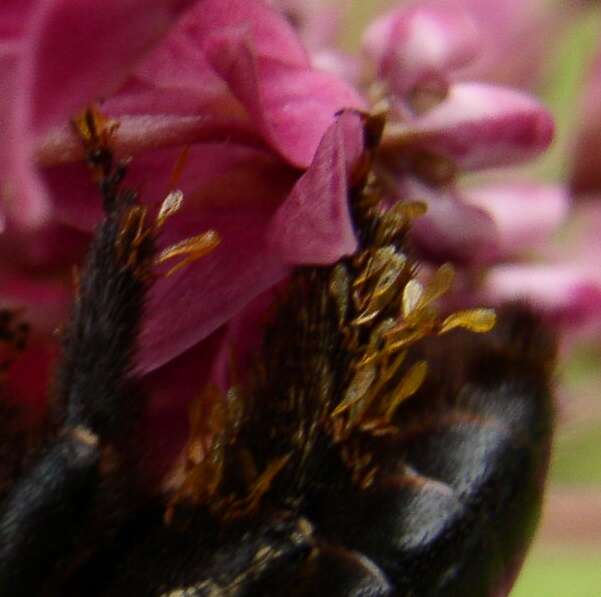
<box><xmin>0</xmin><ymin>110</ymin><xmax>555</xmax><ymax>596</ymax></box>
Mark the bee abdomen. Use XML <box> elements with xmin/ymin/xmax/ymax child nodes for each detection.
<box><xmin>308</xmin><ymin>306</ymin><xmax>555</xmax><ymax>596</ymax></box>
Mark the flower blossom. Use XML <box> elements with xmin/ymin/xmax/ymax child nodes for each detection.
<box><xmin>2</xmin><ymin>0</ymin><xmax>595</xmax><ymax>591</ymax></box>
<box><xmin>0</xmin><ymin>0</ymin><xmax>371</xmax><ymax>474</ymax></box>
<box><xmin>359</xmin><ymin>1</ymin><xmax>601</xmax><ymax>332</ymax></box>
<box><xmin>1</xmin><ymin>0</ymin><xmax>364</xmax><ymax>376</ymax></box>
<box><xmin>2</xmin><ymin>0</ymin><xmax>596</xmax><ymax>498</ymax></box>
<box><xmin>360</xmin><ymin>2</ymin><xmax>555</xmax><ymax>262</ymax></box>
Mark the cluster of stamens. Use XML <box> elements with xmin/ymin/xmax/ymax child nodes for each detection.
<box><xmin>72</xmin><ymin>107</ymin><xmax>219</xmax><ymax>280</ymax></box>
<box><xmin>324</xmin><ymin>148</ymin><xmax>495</xmax><ymax>487</ymax></box>
<box><xmin>165</xmin><ymin>384</ymin><xmax>288</xmax><ymax>524</ymax></box>
<box><xmin>165</xmin><ymin>111</ymin><xmax>497</xmax><ymax>508</ymax></box>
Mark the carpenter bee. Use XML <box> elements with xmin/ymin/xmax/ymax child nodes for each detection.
<box><xmin>0</xmin><ymin>109</ymin><xmax>555</xmax><ymax>596</ymax></box>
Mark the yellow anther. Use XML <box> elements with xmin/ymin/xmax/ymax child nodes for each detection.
<box><xmin>156</xmin><ymin>190</ymin><xmax>185</xmax><ymax>231</ymax></box>
<box><xmin>439</xmin><ymin>309</ymin><xmax>496</xmax><ymax>335</ymax></box>
<box><xmin>384</xmin><ymin>360</ymin><xmax>428</xmax><ymax>421</ymax></box>
<box><xmin>331</xmin><ymin>364</ymin><xmax>377</xmax><ymax>417</ymax></box>
<box><xmin>72</xmin><ymin>105</ymin><xmax>119</xmax><ymax>151</ymax></box>
<box><xmin>402</xmin><ymin>279</ymin><xmax>423</xmax><ymax>319</ymax></box>
<box><xmin>156</xmin><ymin>230</ymin><xmax>221</xmax><ymax>277</ymax></box>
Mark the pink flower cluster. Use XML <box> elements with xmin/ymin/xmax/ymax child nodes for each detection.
<box><xmin>1</xmin><ymin>0</ymin><xmax>600</xmax><ymax>467</ymax></box>
<box><xmin>371</xmin><ymin>2</ymin><xmax>601</xmax><ymax>334</ymax></box>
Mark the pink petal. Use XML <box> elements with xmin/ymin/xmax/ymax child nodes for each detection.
<box><xmin>269</xmin><ymin>0</ymin><xmax>341</xmax><ymax>51</ymax></box>
<box><xmin>363</xmin><ymin>2</ymin><xmax>479</xmax><ymax>97</ymax></box>
<box><xmin>204</xmin><ymin>31</ymin><xmax>365</xmax><ymax>168</ymax></box>
<box><xmin>485</xmin><ymin>264</ymin><xmax>601</xmax><ymax>327</ymax></box>
<box><xmin>211</xmin><ymin>287</ymin><xmax>280</xmax><ymax>390</ymax></box>
<box><xmin>140</xmin><ymin>329</ymin><xmax>227</xmax><ymax>480</ymax></box>
<box><xmin>268</xmin><ymin>111</ymin><xmax>363</xmax><ymax>264</ymax></box>
<box><xmin>0</xmin><ymin>41</ymin><xmax>51</xmax><ymax>228</ymax></box>
<box><xmin>137</xmin><ymin>113</ymin><xmax>363</xmax><ymax>373</ymax></box>
<box><xmin>133</xmin><ymin>0</ymin><xmax>309</xmax><ymax>95</ymax></box>
<box><xmin>559</xmin><ymin>202</ymin><xmax>601</xmax><ymax>262</ymax></box>
<box><xmin>0</xmin><ymin>275</ymin><xmax>71</xmax><ymax>335</ymax></box>
<box><xmin>400</xmin><ymin>178</ymin><xmax>500</xmax><ymax>265</ymax></box>
<box><xmin>462</xmin><ymin>183</ymin><xmax>569</xmax><ymax>254</ymax></box>
<box><xmin>5</xmin><ymin>0</ymin><xmax>195</xmax><ymax>228</ymax></box>
<box><xmin>0</xmin><ymin>43</ymin><xmax>20</xmax><ymax>229</ymax></box>
<box><xmin>20</xmin><ymin>0</ymin><xmax>196</xmax><ymax>134</ymax></box>
<box><xmin>138</xmin><ymin>209</ymin><xmax>290</xmax><ymax>374</ymax></box>
<box><xmin>384</xmin><ymin>82</ymin><xmax>554</xmax><ymax>171</ymax></box>
<box><xmin>3</xmin><ymin>336</ymin><xmax>59</xmax><ymax>418</ymax></box>
<box><xmin>0</xmin><ymin>219</ymin><xmax>89</xmax><ymax>270</ymax></box>
<box><xmin>311</xmin><ymin>49</ymin><xmax>361</xmax><ymax>86</ymax></box>
<box><xmin>45</xmin><ymin>142</ymin><xmax>297</xmax><ymax>232</ymax></box>
<box><xmin>0</xmin><ymin>0</ymin><xmax>36</xmax><ymax>40</ymax></box>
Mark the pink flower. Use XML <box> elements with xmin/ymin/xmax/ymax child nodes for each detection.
<box><xmin>363</xmin><ymin>1</ymin><xmax>480</xmax><ymax>99</ymax></box>
<box><xmin>0</xmin><ymin>2</ymin><xmax>582</xmax><ymax>593</ymax></box>
<box><xmin>359</xmin><ymin>2</ymin><xmax>556</xmax><ymax>268</ymax></box>
<box><xmin>482</xmin><ymin>201</ymin><xmax>601</xmax><ymax>332</ymax></box>
<box><xmin>0</xmin><ymin>0</ymin><xmax>365</xmax><ymax>386</ymax></box>
<box><xmin>357</xmin><ymin>1</ymin><xmax>601</xmax><ymax>335</ymax></box>
<box><xmin>461</xmin><ymin>183</ymin><xmax>568</xmax><ymax>256</ymax></box>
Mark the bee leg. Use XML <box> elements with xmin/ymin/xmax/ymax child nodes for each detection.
<box><xmin>0</xmin><ymin>155</ymin><xmax>155</xmax><ymax>596</ymax></box>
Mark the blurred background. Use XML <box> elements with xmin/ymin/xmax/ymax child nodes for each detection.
<box><xmin>333</xmin><ymin>1</ymin><xmax>601</xmax><ymax>594</ymax></box>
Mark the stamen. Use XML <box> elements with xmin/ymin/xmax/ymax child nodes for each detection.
<box><xmin>439</xmin><ymin>309</ymin><xmax>496</xmax><ymax>334</ymax></box>
<box><xmin>167</xmin><ymin>146</ymin><xmax>191</xmax><ymax>191</ymax></box>
<box><xmin>155</xmin><ymin>190</ymin><xmax>185</xmax><ymax>231</ymax></box>
<box><xmin>402</xmin><ymin>279</ymin><xmax>423</xmax><ymax>319</ymax></box>
<box><xmin>155</xmin><ymin>231</ymin><xmax>221</xmax><ymax>277</ymax></box>
<box><xmin>383</xmin><ymin>360</ymin><xmax>428</xmax><ymax>421</ymax></box>
<box><xmin>72</xmin><ymin>105</ymin><xmax>119</xmax><ymax>150</ymax></box>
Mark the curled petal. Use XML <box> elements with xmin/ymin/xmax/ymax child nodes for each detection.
<box><xmin>0</xmin><ymin>45</ymin><xmax>19</xmax><ymax>228</ymax></box>
<box><xmin>133</xmin><ymin>0</ymin><xmax>309</xmax><ymax>95</ymax></box>
<box><xmin>383</xmin><ymin>83</ymin><xmax>554</xmax><ymax>171</ymax></box>
<box><xmin>137</xmin><ymin>112</ymin><xmax>363</xmax><ymax>372</ymax></box>
<box><xmin>485</xmin><ymin>264</ymin><xmax>601</xmax><ymax>327</ymax></box>
<box><xmin>363</xmin><ymin>2</ymin><xmax>479</xmax><ymax>97</ymax></box>
<box><xmin>0</xmin><ymin>42</ymin><xmax>51</xmax><ymax>228</ymax></box>
<box><xmin>35</xmin><ymin>113</ymin><xmax>268</xmax><ymax>168</ymax></box>
<box><xmin>204</xmin><ymin>31</ymin><xmax>365</xmax><ymax>167</ymax></box>
<box><xmin>462</xmin><ymin>183</ymin><xmax>569</xmax><ymax>254</ymax></box>
<box><xmin>269</xmin><ymin>111</ymin><xmax>363</xmax><ymax>264</ymax></box>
